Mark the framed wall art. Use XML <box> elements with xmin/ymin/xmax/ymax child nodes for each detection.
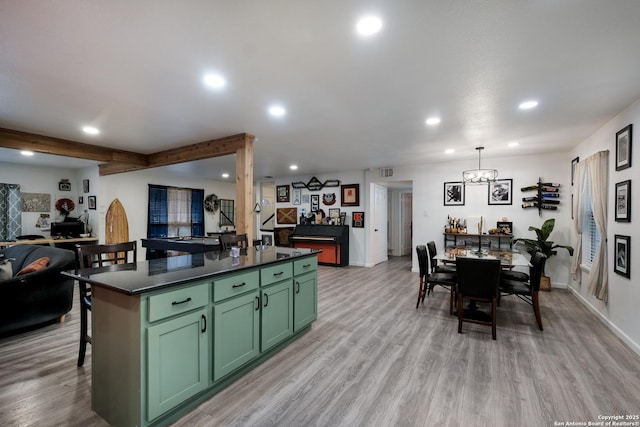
<box><xmin>292</xmin><ymin>188</ymin><xmax>301</xmax><ymax>205</ymax></box>
<box><xmin>83</xmin><ymin>179</ymin><xmax>90</xmax><ymax>193</ymax></box>
<box><xmin>341</xmin><ymin>184</ymin><xmax>359</xmax><ymax>207</ymax></box>
<box><xmin>615</xmin><ymin>180</ymin><xmax>631</xmax><ymax>222</ymax></box>
<box><xmin>444</xmin><ymin>182</ymin><xmax>464</xmax><ymax>206</ymax></box>
<box><xmin>615</xmin><ymin>124</ymin><xmax>632</xmax><ymax>171</ymax></box>
<box><xmin>352</xmin><ymin>211</ymin><xmax>365</xmax><ymax>228</ymax></box>
<box><xmin>488</xmin><ymin>178</ymin><xmax>513</xmax><ymax>205</ymax></box>
<box><xmin>310</xmin><ymin>194</ymin><xmax>320</xmax><ymax>212</ymax></box>
<box><xmin>276</xmin><ymin>185</ymin><xmax>290</xmax><ymax>203</ymax></box>
<box><xmin>88</xmin><ymin>196</ymin><xmax>97</xmax><ymax>210</ymax></box>
<box><xmin>571</xmin><ymin>157</ymin><xmax>579</xmax><ymax>185</ymax></box>
<box><xmin>614</xmin><ymin>234</ymin><xmax>630</xmax><ymax>278</ymax></box>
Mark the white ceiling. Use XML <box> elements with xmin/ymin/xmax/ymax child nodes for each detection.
<box><xmin>2</xmin><ymin>1</ymin><xmax>640</xmax><ymax>180</ymax></box>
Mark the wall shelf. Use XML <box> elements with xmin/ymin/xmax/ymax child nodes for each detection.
<box><xmin>521</xmin><ymin>177</ymin><xmax>560</xmax><ymax>216</ymax></box>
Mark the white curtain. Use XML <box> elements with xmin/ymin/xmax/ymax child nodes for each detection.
<box><xmin>571</xmin><ymin>151</ymin><xmax>609</xmax><ymax>301</ymax></box>
<box><xmin>167</xmin><ymin>188</ymin><xmax>191</xmax><ymax>236</ymax></box>
<box><xmin>586</xmin><ymin>151</ymin><xmax>609</xmax><ymax>301</ymax></box>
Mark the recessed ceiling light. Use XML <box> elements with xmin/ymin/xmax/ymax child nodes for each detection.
<box><xmin>445</xmin><ymin>148</ymin><xmax>455</xmax><ymax>154</ymax></box>
<box><xmin>268</xmin><ymin>105</ymin><xmax>286</xmax><ymax>117</ymax></box>
<box><xmin>203</xmin><ymin>73</ymin><xmax>226</xmax><ymax>89</ymax></box>
<box><xmin>290</xmin><ymin>164</ymin><xmax>298</xmax><ymax>171</ymax></box>
<box><xmin>519</xmin><ymin>100</ymin><xmax>538</xmax><ymax>110</ymax></box>
<box><xmin>221</xmin><ymin>173</ymin><xmax>230</xmax><ymax>178</ymax></box>
<box><xmin>356</xmin><ymin>16</ymin><xmax>382</xmax><ymax>36</ymax></box>
<box><xmin>508</xmin><ymin>141</ymin><xmax>519</xmax><ymax>148</ymax></box>
<box><xmin>83</xmin><ymin>126</ymin><xmax>100</xmax><ymax>135</ymax></box>
<box><xmin>425</xmin><ymin>117</ymin><xmax>441</xmax><ymax>126</ymax></box>
<box><xmin>21</xmin><ymin>150</ymin><xmax>34</xmax><ymax>156</ymax></box>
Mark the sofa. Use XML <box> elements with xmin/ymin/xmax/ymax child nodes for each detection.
<box><xmin>0</xmin><ymin>244</ymin><xmax>76</xmax><ymax>336</ymax></box>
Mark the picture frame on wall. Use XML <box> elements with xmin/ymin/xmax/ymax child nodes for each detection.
<box><xmin>615</xmin><ymin>180</ymin><xmax>631</xmax><ymax>222</ymax></box>
<box><xmin>616</xmin><ymin>124</ymin><xmax>632</xmax><ymax>171</ymax></box>
<box><xmin>341</xmin><ymin>184</ymin><xmax>359</xmax><ymax>207</ymax></box>
<box><xmin>352</xmin><ymin>211</ymin><xmax>365</xmax><ymax>228</ymax></box>
<box><xmin>276</xmin><ymin>185</ymin><xmax>290</xmax><ymax>203</ymax></box>
<box><xmin>571</xmin><ymin>157</ymin><xmax>579</xmax><ymax>185</ymax></box>
<box><xmin>488</xmin><ymin>178</ymin><xmax>513</xmax><ymax>205</ymax></box>
<box><xmin>88</xmin><ymin>196</ymin><xmax>97</xmax><ymax>210</ymax></box>
<box><xmin>310</xmin><ymin>194</ymin><xmax>320</xmax><ymax>212</ymax></box>
<box><xmin>292</xmin><ymin>188</ymin><xmax>301</xmax><ymax>205</ymax></box>
<box><xmin>83</xmin><ymin>179</ymin><xmax>90</xmax><ymax>193</ymax></box>
<box><xmin>614</xmin><ymin>234</ymin><xmax>630</xmax><ymax>278</ymax></box>
<box><xmin>443</xmin><ymin>182</ymin><xmax>464</xmax><ymax>206</ymax></box>
<box><xmin>328</xmin><ymin>208</ymin><xmax>341</xmax><ymax>221</ymax></box>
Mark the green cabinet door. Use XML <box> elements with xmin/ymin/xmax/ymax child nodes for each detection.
<box><xmin>260</xmin><ymin>280</ymin><xmax>293</xmax><ymax>352</ymax></box>
<box><xmin>294</xmin><ymin>272</ymin><xmax>318</xmax><ymax>331</ymax></box>
<box><xmin>147</xmin><ymin>308</ymin><xmax>209</xmax><ymax>421</ymax></box>
<box><xmin>213</xmin><ymin>291</ymin><xmax>260</xmax><ymax>381</ymax></box>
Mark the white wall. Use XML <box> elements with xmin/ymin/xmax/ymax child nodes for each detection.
<box><xmin>274</xmin><ymin>171</ymin><xmax>366</xmax><ymax>266</ymax></box>
<box><xmin>0</xmin><ymin>162</ymin><xmax>82</xmax><ymax>236</ymax></box>
<box><xmin>568</xmin><ymin>98</ymin><xmax>640</xmax><ymax>354</ymax></box>
<box><xmin>99</xmin><ymin>168</ymin><xmax>237</xmax><ymax>255</ymax></box>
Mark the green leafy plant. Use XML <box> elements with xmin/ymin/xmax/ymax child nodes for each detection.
<box><xmin>514</xmin><ymin>218</ymin><xmax>574</xmax><ymax>273</ymax></box>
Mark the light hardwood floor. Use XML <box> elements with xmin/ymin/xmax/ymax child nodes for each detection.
<box><xmin>1</xmin><ymin>256</ymin><xmax>640</xmax><ymax>426</ymax></box>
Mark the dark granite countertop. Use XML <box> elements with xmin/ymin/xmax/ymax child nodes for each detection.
<box><xmin>62</xmin><ymin>246</ymin><xmax>318</xmax><ymax>295</ymax></box>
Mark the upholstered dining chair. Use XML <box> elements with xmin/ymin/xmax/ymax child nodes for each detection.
<box><xmin>220</xmin><ymin>233</ymin><xmax>249</xmax><ymax>250</ymax></box>
<box><xmin>416</xmin><ymin>245</ymin><xmax>457</xmax><ymax>314</ymax></box>
<box><xmin>455</xmin><ymin>257</ymin><xmax>502</xmax><ymax>340</ymax></box>
<box><xmin>499</xmin><ymin>252</ymin><xmax>547</xmax><ymax>330</ymax></box>
<box><xmin>75</xmin><ymin>241</ymin><xmax>137</xmax><ymax>367</ymax></box>
<box><xmin>501</xmin><ymin>249</ymin><xmax>539</xmax><ymax>282</ymax></box>
<box><xmin>426</xmin><ymin>241</ymin><xmax>456</xmax><ymax>274</ymax></box>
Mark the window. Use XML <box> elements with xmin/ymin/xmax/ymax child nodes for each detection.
<box><xmin>581</xmin><ymin>180</ymin><xmax>600</xmax><ymax>267</ymax></box>
<box><xmin>147</xmin><ymin>185</ymin><xmax>204</xmax><ymax>238</ymax></box>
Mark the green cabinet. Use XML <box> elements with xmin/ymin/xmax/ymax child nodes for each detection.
<box><xmin>213</xmin><ymin>291</ymin><xmax>260</xmax><ymax>381</ymax></box>
<box><xmin>260</xmin><ymin>280</ymin><xmax>293</xmax><ymax>352</ymax></box>
<box><xmin>294</xmin><ymin>271</ymin><xmax>317</xmax><ymax>331</ymax></box>
<box><xmin>147</xmin><ymin>308</ymin><xmax>209</xmax><ymax>420</ymax></box>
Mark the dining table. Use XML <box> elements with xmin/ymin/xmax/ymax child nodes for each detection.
<box><xmin>434</xmin><ymin>247</ymin><xmax>531</xmax><ymax>268</ymax></box>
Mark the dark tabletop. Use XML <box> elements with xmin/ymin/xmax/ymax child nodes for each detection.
<box><xmin>62</xmin><ymin>246</ymin><xmax>319</xmax><ymax>295</ymax></box>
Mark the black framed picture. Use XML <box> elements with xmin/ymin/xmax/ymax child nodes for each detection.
<box><xmin>444</xmin><ymin>182</ymin><xmax>464</xmax><ymax>206</ymax></box>
<box><xmin>488</xmin><ymin>179</ymin><xmax>513</xmax><ymax>205</ymax></box>
<box><xmin>352</xmin><ymin>211</ymin><xmax>365</xmax><ymax>228</ymax></box>
<box><xmin>276</xmin><ymin>185</ymin><xmax>290</xmax><ymax>203</ymax></box>
<box><xmin>310</xmin><ymin>194</ymin><xmax>320</xmax><ymax>212</ymax></box>
<box><xmin>616</xmin><ymin>124</ymin><xmax>632</xmax><ymax>171</ymax></box>
<box><xmin>496</xmin><ymin>221</ymin><xmax>513</xmax><ymax>235</ymax></box>
<box><xmin>571</xmin><ymin>157</ymin><xmax>579</xmax><ymax>186</ymax></box>
<box><xmin>614</xmin><ymin>234</ymin><xmax>630</xmax><ymax>278</ymax></box>
<box><xmin>615</xmin><ymin>180</ymin><xmax>631</xmax><ymax>222</ymax></box>
<box><xmin>88</xmin><ymin>196</ymin><xmax>96</xmax><ymax>210</ymax></box>
<box><xmin>83</xmin><ymin>179</ymin><xmax>90</xmax><ymax>193</ymax></box>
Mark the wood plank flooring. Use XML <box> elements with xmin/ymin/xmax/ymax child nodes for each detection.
<box><xmin>2</xmin><ymin>256</ymin><xmax>640</xmax><ymax>426</ymax></box>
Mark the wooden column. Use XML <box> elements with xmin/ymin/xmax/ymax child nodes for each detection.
<box><xmin>235</xmin><ymin>134</ymin><xmax>255</xmax><ymax>243</ymax></box>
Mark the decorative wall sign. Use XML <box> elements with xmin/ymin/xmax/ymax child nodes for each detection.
<box><xmin>614</xmin><ymin>234</ymin><xmax>630</xmax><ymax>278</ymax></box>
<box><xmin>352</xmin><ymin>211</ymin><xmax>365</xmax><ymax>228</ymax></box>
<box><xmin>21</xmin><ymin>193</ymin><xmax>51</xmax><ymax>212</ymax></box>
<box><xmin>615</xmin><ymin>180</ymin><xmax>631</xmax><ymax>222</ymax></box>
<box><xmin>291</xmin><ymin>177</ymin><xmax>340</xmax><ymax>191</ymax></box>
<box><xmin>276</xmin><ymin>185</ymin><xmax>290</xmax><ymax>203</ymax></box>
<box><xmin>444</xmin><ymin>182</ymin><xmax>464</xmax><ymax>206</ymax></box>
<box><xmin>615</xmin><ymin>124</ymin><xmax>632</xmax><ymax>171</ymax></box>
<box><xmin>341</xmin><ymin>184</ymin><xmax>359</xmax><ymax>207</ymax></box>
<box><xmin>322</xmin><ymin>193</ymin><xmax>336</xmax><ymax>205</ymax></box>
<box><xmin>58</xmin><ymin>179</ymin><xmax>71</xmax><ymax>191</ymax></box>
<box><xmin>276</xmin><ymin>207</ymin><xmax>297</xmax><ymax>224</ymax></box>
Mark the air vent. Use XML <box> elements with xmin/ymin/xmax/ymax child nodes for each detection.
<box><xmin>380</xmin><ymin>168</ymin><xmax>394</xmax><ymax>177</ymax></box>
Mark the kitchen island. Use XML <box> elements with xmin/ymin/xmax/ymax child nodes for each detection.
<box><xmin>63</xmin><ymin>246</ymin><xmax>319</xmax><ymax>427</ymax></box>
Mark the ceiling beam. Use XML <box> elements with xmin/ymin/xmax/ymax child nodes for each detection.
<box><xmin>146</xmin><ymin>133</ymin><xmax>254</xmax><ymax>167</ymax></box>
<box><xmin>0</xmin><ymin>127</ymin><xmax>147</xmax><ymax>166</ymax></box>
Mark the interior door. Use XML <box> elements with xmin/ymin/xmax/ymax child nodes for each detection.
<box><xmin>373</xmin><ymin>184</ymin><xmax>388</xmax><ymax>265</ymax></box>
<box><xmin>401</xmin><ymin>192</ymin><xmax>413</xmax><ymax>256</ymax></box>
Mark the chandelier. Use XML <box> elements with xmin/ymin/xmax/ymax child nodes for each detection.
<box><xmin>462</xmin><ymin>146</ymin><xmax>498</xmax><ymax>184</ymax></box>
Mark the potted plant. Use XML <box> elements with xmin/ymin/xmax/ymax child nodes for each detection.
<box><xmin>513</xmin><ymin>218</ymin><xmax>574</xmax><ymax>290</ymax></box>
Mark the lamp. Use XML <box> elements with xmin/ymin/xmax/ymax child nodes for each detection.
<box><xmin>463</xmin><ymin>146</ymin><xmax>498</xmax><ymax>184</ymax></box>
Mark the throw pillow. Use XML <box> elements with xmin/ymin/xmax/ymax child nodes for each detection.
<box><xmin>0</xmin><ymin>259</ymin><xmax>13</xmax><ymax>280</ymax></box>
<box><xmin>16</xmin><ymin>256</ymin><xmax>50</xmax><ymax>276</ymax></box>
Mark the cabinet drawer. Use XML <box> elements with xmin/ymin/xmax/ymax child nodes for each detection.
<box><xmin>213</xmin><ymin>270</ymin><xmax>259</xmax><ymax>302</ymax></box>
<box><xmin>294</xmin><ymin>257</ymin><xmax>317</xmax><ymax>276</ymax></box>
<box><xmin>148</xmin><ymin>282</ymin><xmax>209</xmax><ymax>323</ymax></box>
<box><xmin>260</xmin><ymin>262</ymin><xmax>293</xmax><ymax>287</ymax></box>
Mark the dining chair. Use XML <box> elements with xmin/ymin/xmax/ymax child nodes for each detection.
<box><xmin>455</xmin><ymin>257</ymin><xmax>502</xmax><ymax>340</ymax></box>
<box><xmin>75</xmin><ymin>241</ymin><xmax>137</xmax><ymax>367</ymax></box>
<box><xmin>499</xmin><ymin>252</ymin><xmax>547</xmax><ymax>330</ymax></box>
<box><xmin>426</xmin><ymin>241</ymin><xmax>456</xmax><ymax>274</ymax></box>
<box><xmin>501</xmin><ymin>249</ymin><xmax>538</xmax><ymax>282</ymax></box>
<box><xmin>416</xmin><ymin>245</ymin><xmax>456</xmax><ymax>314</ymax></box>
<box><xmin>221</xmin><ymin>233</ymin><xmax>249</xmax><ymax>250</ymax></box>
